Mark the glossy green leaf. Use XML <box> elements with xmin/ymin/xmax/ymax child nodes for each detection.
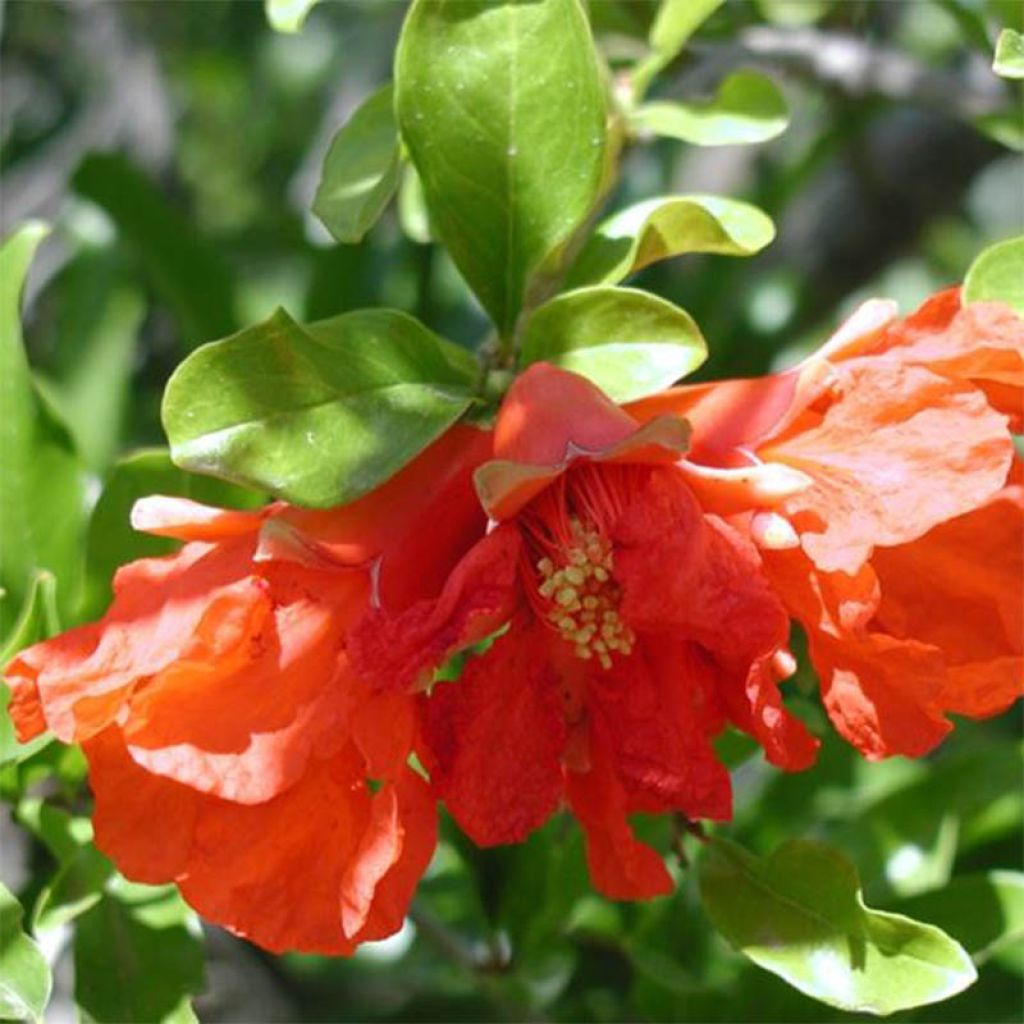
<box><xmin>994</xmin><ymin>28</ymin><xmax>1024</xmax><ymax>78</ymax></box>
<box><xmin>963</xmin><ymin>235</ymin><xmax>1024</xmax><ymax>315</ymax></box>
<box><xmin>0</xmin><ymin>883</ymin><xmax>51</xmax><ymax>1023</ymax></box>
<box><xmin>520</xmin><ymin>286</ymin><xmax>706</xmax><ymax>402</ymax></box>
<box><xmin>313</xmin><ymin>85</ymin><xmax>401</xmax><ymax>244</ymax></box>
<box><xmin>633</xmin><ymin>71</ymin><xmax>789</xmax><ymax>146</ymax></box>
<box><xmin>568</xmin><ymin>195</ymin><xmax>775</xmax><ymax>287</ymax></box>
<box><xmin>0</xmin><ymin>224</ymin><xmax>87</xmax><ymax>637</ymax></box>
<box><xmin>396</xmin><ymin>0</ymin><xmax>608</xmax><ymax>336</ymax></box>
<box><xmin>633</xmin><ymin>0</ymin><xmax>724</xmax><ymax>97</ymax></box>
<box><xmin>265</xmin><ymin>0</ymin><xmax>320</xmax><ymax>33</ymax></box>
<box><xmin>73</xmin><ymin>154</ymin><xmax>238</xmax><ymax>348</ymax></box>
<box><xmin>893</xmin><ymin>872</ymin><xmax>1024</xmax><ymax>972</ymax></box>
<box><xmin>81</xmin><ymin>449</ymin><xmax>262</xmax><ymax>621</ymax></box>
<box><xmin>699</xmin><ymin>837</ymin><xmax>977</xmax><ymax>1014</ymax></box>
<box><xmin>75</xmin><ymin>877</ymin><xmax>204</xmax><ymax>1024</ymax></box>
<box><xmin>163</xmin><ymin>307</ymin><xmax>477</xmax><ymax>507</ymax></box>
<box><xmin>15</xmin><ymin>798</ymin><xmax>93</xmax><ymax>862</ymax></box>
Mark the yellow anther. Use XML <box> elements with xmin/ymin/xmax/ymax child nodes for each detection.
<box><xmin>582</xmin><ymin>595</ymin><xmax>599</xmax><ymax>610</ymax></box>
<box><xmin>556</xmin><ymin>587</ymin><xmax>578</xmax><ymax>607</ymax></box>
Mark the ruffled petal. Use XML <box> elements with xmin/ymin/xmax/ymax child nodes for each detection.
<box><xmin>6</xmin><ymin>539</ymin><xmax>263</xmax><ymax>743</ymax></box>
<box><xmin>478</xmin><ymin>365</ymin><xmax>689</xmax><ymax>519</ymax></box>
<box><xmin>612</xmin><ymin>469</ymin><xmax>816</xmax><ymax>769</ymax></box>
<box><xmin>764</xmin><ymin>361</ymin><xmax>1013</xmax><ymax>574</ymax></box>
<box><xmin>871</xmin><ymin>486</ymin><xmax>1023</xmax><ymax>719</ymax></box>
<box><xmin>870</xmin><ymin>291</ymin><xmax>1024</xmax><ymax>428</ymax></box>
<box><xmin>764</xmin><ymin>548</ymin><xmax>951</xmax><ymax>759</ymax></box>
<box><xmin>421</xmin><ymin>625</ymin><xmax>567</xmax><ymax>846</ymax></box>
<box><xmin>349</xmin><ymin>525</ymin><xmax>522</xmax><ymax>693</ymax></box>
<box><xmin>121</xmin><ymin>571</ymin><xmax>359</xmax><ymax>803</ymax></box>
<box><xmin>564</xmin><ymin>731</ymin><xmax>673</xmax><ymax>901</ymax></box>
<box><xmin>86</xmin><ymin>729</ymin><xmax>432</xmax><ymax>955</ymax></box>
<box><xmin>589</xmin><ymin>640</ymin><xmax>732</xmax><ymax>820</ymax></box>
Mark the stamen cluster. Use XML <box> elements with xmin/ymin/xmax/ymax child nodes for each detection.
<box><xmin>537</xmin><ymin>517</ymin><xmax>636</xmax><ymax>669</ymax></box>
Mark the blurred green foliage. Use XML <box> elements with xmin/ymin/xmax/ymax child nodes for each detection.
<box><xmin>1</xmin><ymin>1</ymin><xmax>1021</xmax><ymax>1021</ymax></box>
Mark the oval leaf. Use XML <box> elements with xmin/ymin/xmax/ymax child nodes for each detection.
<box><xmin>520</xmin><ymin>286</ymin><xmax>706</xmax><ymax>402</ymax></box>
<box><xmin>994</xmin><ymin>28</ymin><xmax>1024</xmax><ymax>79</ymax></box>
<box><xmin>633</xmin><ymin>70</ymin><xmax>789</xmax><ymax>146</ymax></box>
<box><xmin>162</xmin><ymin>308</ymin><xmax>476</xmax><ymax>507</ymax></box>
<box><xmin>963</xmin><ymin>235</ymin><xmax>1024</xmax><ymax>315</ymax></box>
<box><xmin>396</xmin><ymin>0</ymin><xmax>608</xmax><ymax>336</ymax></box>
<box><xmin>699</xmin><ymin>837</ymin><xmax>977</xmax><ymax>1015</ymax></box>
<box><xmin>892</xmin><ymin>872</ymin><xmax>1024</xmax><ymax>971</ymax></box>
<box><xmin>568</xmin><ymin>194</ymin><xmax>775</xmax><ymax>286</ymax></box>
<box><xmin>313</xmin><ymin>85</ymin><xmax>402</xmax><ymax>244</ymax></box>
<box><xmin>0</xmin><ymin>883</ymin><xmax>51</xmax><ymax>1023</ymax></box>
<box><xmin>0</xmin><ymin>224</ymin><xmax>87</xmax><ymax>637</ymax></box>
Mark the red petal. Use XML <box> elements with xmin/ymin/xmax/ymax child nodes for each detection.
<box><xmin>764</xmin><ymin>361</ymin><xmax>1013</xmax><ymax>574</ymax></box>
<box><xmin>590</xmin><ymin>641</ymin><xmax>732</xmax><ymax>820</ymax></box>
<box><xmin>87</xmin><ymin>729</ymin><xmax>432</xmax><ymax>955</ymax></box>
<box><xmin>765</xmin><ymin>548</ymin><xmax>951</xmax><ymax>759</ymax></box>
<box><xmin>349</xmin><ymin>524</ymin><xmax>522</xmax><ymax>694</ymax></box>
<box><xmin>421</xmin><ymin>624</ymin><xmax>567</xmax><ymax>846</ymax></box>
<box><xmin>612</xmin><ymin>469</ymin><xmax>816</xmax><ymax>769</ymax></box>
<box><xmin>279</xmin><ymin>423</ymin><xmax>491</xmax><ymax>610</ymax></box>
<box><xmin>6</xmin><ymin>540</ymin><xmax>263</xmax><ymax>743</ymax></box>
<box><xmin>565</xmin><ymin>732</ymin><xmax>673</xmax><ymax>901</ymax></box>
<box><xmin>871</xmin><ymin>486</ymin><xmax>1023</xmax><ymax>719</ymax></box>
<box><xmin>479</xmin><ymin>365</ymin><xmax>688</xmax><ymax>519</ymax></box>
<box><xmin>122</xmin><ymin>574</ymin><xmax>359</xmax><ymax>803</ymax></box>
<box><xmin>131</xmin><ymin>497</ymin><xmax>267</xmax><ymax>541</ymax></box>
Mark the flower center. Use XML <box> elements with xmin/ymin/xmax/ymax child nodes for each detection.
<box><xmin>536</xmin><ymin>517</ymin><xmax>635</xmax><ymax>670</ymax></box>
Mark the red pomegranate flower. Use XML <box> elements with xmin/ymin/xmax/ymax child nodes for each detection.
<box><xmin>630</xmin><ymin>288</ymin><xmax>1023</xmax><ymax>759</ymax></box>
<box><xmin>352</xmin><ymin>367</ymin><xmax>820</xmax><ymax>900</ymax></box>
<box><xmin>5</xmin><ymin>426</ymin><xmax>492</xmax><ymax>954</ymax></box>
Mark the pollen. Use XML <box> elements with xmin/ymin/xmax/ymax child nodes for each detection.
<box><xmin>536</xmin><ymin>517</ymin><xmax>636</xmax><ymax>670</ymax></box>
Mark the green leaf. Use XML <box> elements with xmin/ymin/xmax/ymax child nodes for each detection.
<box><xmin>313</xmin><ymin>85</ymin><xmax>401</xmax><ymax>244</ymax></box>
<box><xmin>568</xmin><ymin>195</ymin><xmax>775</xmax><ymax>287</ymax></box>
<box><xmin>633</xmin><ymin>70</ymin><xmax>789</xmax><ymax>146</ymax></box>
<box><xmin>81</xmin><ymin>449</ymin><xmax>262</xmax><ymax>621</ymax></box>
<box><xmin>1</xmin><ymin>571</ymin><xmax>59</xmax><ymax>668</ymax></box>
<box><xmin>265</xmin><ymin>0</ymin><xmax>320</xmax><ymax>33</ymax></box>
<box><xmin>0</xmin><ymin>224</ymin><xmax>87</xmax><ymax>637</ymax></box>
<box><xmin>35</xmin><ymin>846</ymin><xmax>114</xmax><ymax>934</ymax></box>
<box><xmin>74</xmin><ymin>877</ymin><xmax>204</xmax><ymax>1024</ymax></box>
<box><xmin>892</xmin><ymin>872</ymin><xmax>1024</xmax><ymax>972</ymax></box>
<box><xmin>0</xmin><ymin>883</ymin><xmax>51</xmax><ymax>1023</ymax></box>
<box><xmin>520</xmin><ymin>286</ymin><xmax>706</xmax><ymax>402</ymax></box>
<box><xmin>163</xmin><ymin>307</ymin><xmax>477</xmax><ymax>507</ymax></box>
<box><xmin>699</xmin><ymin>837</ymin><xmax>977</xmax><ymax>1015</ymax></box>
<box><xmin>73</xmin><ymin>154</ymin><xmax>238</xmax><ymax>348</ymax></box>
<box><xmin>994</xmin><ymin>28</ymin><xmax>1024</xmax><ymax>78</ymax></box>
<box><xmin>396</xmin><ymin>0</ymin><xmax>608</xmax><ymax>336</ymax></box>
<box><xmin>963</xmin><ymin>235</ymin><xmax>1024</xmax><ymax>315</ymax></box>
<box><xmin>633</xmin><ymin>0</ymin><xmax>724</xmax><ymax>97</ymax></box>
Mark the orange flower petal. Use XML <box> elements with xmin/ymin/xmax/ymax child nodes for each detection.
<box><xmin>764</xmin><ymin>361</ymin><xmax>1013</xmax><ymax>574</ymax></box>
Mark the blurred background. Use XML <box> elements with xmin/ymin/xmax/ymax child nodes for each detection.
<box><xmin>1</xmin><ymin>1</ymin><xmax>1022</xmax><ymax>1021</ymax></box>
